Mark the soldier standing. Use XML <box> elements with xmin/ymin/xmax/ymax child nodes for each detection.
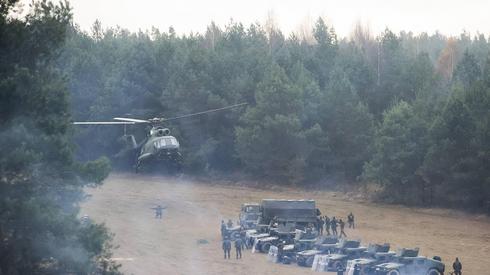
<box><xmin>151</xmin><ymin>205</ymin><xmax>166</xmax><ymax>219</ymax></box>
<box><xmin>324</xmin><ymin>216</ymin><xmax>331</xmax><ymax>235</ymax></box>
<box><xmin>277</xmin><ymin>243</ymin><xmax>284</xmax><ymax>263</ymax></box>
<box><xmin>339</xmin><ymin>219</ymin><xmax>347</xmax><ymax>237</ymax></box>
<box><xmin>239</xmin><ymin>231</ymin><xmax>247</xmax><ymax>249</ymax></box>
<box><xmin>453</xmin><ymin>257</ymin><xmax>462</xmax><ymax>275</ymax></box>
<box><xmin>337</xmin><ymin>264</ymin><xmax>345</xmax><ymax>275</ymax></box>
<box><xmin>331</xmin><ymin>217</ymin><xmax>338</xmax><ymax>236</ymax></box>
<box><xmin>347</xmin><ymin>212</ymin><xmax>355</xmax><ymax>229</ymax></box>
<box><xmin>235</xmin><ymin>238</ymin><xmax>243</xmax><ymax>259</ymax></box>
<box><xmin>353</xmin><ymin>264</ymin><xmax>361</xmax><ymax>275</ymax></box>
<box><xmin>222</xmin><ymin>237</ymin><xmax>232</xmax><ymax>259</ymax></box>
<box><xmin>318</xmin><ymin>217</ymin><xmax>324</xmax><ymax>235</ymax></box>
<box><xmin>227</xmin><ymin>219</ymin><xmax>233</xmax><ymax>228</ymax></box>
<box><xmin>220</xmin><ymin>220</ymin><xmax>227</xmax><ymax>238</ymax></box>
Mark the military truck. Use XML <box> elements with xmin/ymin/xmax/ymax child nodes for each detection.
<box><xmin>240</xmin><ymin>199</ymin><xmax>320</xmax><ymax>231</ymax></box>
<box><xmin>345</xmin><ymin>243</ymin><xmax>396</xmax><ymax>275</ymax></box>
<box><xmin>239</xmin><ymin>203</ymin><xmax>261</xmax><ymax>229</ymax></box>
<box><xmin>373</xmin><ymin>248</ymin><xmax>445</xmax><ymax>275</ymax></box>
<box><xmin>259</xmin><ymin>199</ymin><xmax>319</xmax><ymax>228</ymax></box>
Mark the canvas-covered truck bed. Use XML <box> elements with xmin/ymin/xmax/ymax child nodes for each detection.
<box><xmin>261</xmin><ymin>199</ymin><xmax>318</xmax><ymax>224</ymax></box>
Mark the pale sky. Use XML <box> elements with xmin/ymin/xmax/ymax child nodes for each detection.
<box><xmin>20</xmin><ymin>0</ymin><xmax>490</xmax><ymax>38</ymax></box>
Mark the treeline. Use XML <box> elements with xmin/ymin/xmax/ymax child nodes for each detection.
<box><xmin>0</xmin><ymin>1</ymin><xmax>120</xmax><ymax>273</ymax></box>
<box><xmin>62</xmin><ymin>18</ymin><xmax>489</xmax><ymax>211</ymax></box>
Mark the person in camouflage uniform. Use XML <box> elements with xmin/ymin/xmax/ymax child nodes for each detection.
<box><xmin>222</xmin><ymin>237</ymin><xmax>232</xmax><ymax>259</ymax></box>
<box><xmin>347</xmin><ymin>212</ymin><xmax>355</xmax><ymax>229</ymax></box>
<box><xmin>339</xmin><ymin>219</ymin><xmax>347</xmax><ymax>237</ymax></box>
<box><xmin>324</xmin><ymin>216</ymin><xmax>331</xmax><ymax>235</ymax></box>
<box><xmin>234</xmin><ymin>238</ymin><xmax>243</xmax><ymax>259</ymax></box>
<box><xmin>331</xmin><ymin>217</ymin><xmax>338</xmax><ymax>236</ymax></box>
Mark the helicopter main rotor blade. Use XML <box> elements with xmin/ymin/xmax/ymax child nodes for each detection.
<box><xmin>113</xmin><ymin>117</ymin><xmax>151</xmax><ymax>123</ymax></box>
<box><xmin>164</xmin><ymin>102</ymin><xmax>247</xmax><ymax>122</ymax></box>
<box><xmin>73</xmin><ymin>121</ymin><xmax>136</xmax><ymax>125</ymax></box>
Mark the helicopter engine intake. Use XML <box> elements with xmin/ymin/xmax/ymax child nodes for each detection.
<box><xmin>151</xmin><ymin>127</ymin><xmax>170</xmax><ymax>136</ymax></box>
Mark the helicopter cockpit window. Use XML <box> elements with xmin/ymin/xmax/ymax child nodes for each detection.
<box><xmin>154</xmin><ymin>137</ymin><xmax>179</xmax><ymax>149</ymax></box>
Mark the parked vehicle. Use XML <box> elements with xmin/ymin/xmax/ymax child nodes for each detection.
<box><xmin>308</xmin><ymin>239</ymin><xmax>366</xmax><ymax>270</ymax></box>
<box><xmin>345</xmin><ymin>243</ymin><xmax>396</xmax><ymax>275</ymax></box>
<box><xmin>373</xmin><ymin>248</ymin><xmax>445</xmax><ymax>275</ymax></box>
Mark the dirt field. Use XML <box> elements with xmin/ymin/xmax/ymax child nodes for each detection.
<box><xmin>81</xmin><ymin>173</ymin><xmax>490</xmax><ymax>275</ymax></box>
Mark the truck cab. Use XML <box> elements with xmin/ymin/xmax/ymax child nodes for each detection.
<box><xmin>239</xmin><ymin>203</ymin><xmax>261</xmax><ymax>229</ymax></box>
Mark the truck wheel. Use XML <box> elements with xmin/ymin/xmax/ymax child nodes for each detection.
<box><xmin>305</xmin><ymin>256</ymin><xmax>314</xmax><ymax>267</ymax></box>
<box><xmin>427</xmin><ymin>269</ymin><xmax>440</xmax><ymax>275</ymax></box>
<box><xmin>387</xmin><ymin>270</ymin><xmax>400</xmax><ymax>275</ymax></box>
<box><xmin>297</xmin><ymin>258</ymin><xmax>305</xmax><ymax>267</ymax></box>
<box><xmin>360</xmin><ymin>265</ymin><xmax>370</xmax><ymax>275</ymax></box>
<box><xmin>261</xmin><ymin>242</ymin><xmax>271</xmax><ymax>253</ymax></box>
<box><xmin>333</xmin><ymin>261</ymin><xmax>343</xmax><ymax>271</ymax></box>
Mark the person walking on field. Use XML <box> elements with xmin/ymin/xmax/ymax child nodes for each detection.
<box><xmin>452</xmin><ymin>257</ymin><xmax>462</xmax><ymax>275</ymax></box>
<box><xmin>235</xmin><ymin>238</ymin><xmax>243</xmax><ymax>259</ymax></box>
<box><xmin>222</xmin><ymin>237</ymin><xmax>232</xmax><ymax>259</ymax></box>
<box><xmin>347</xmin><ymin>212</ymin><xmax>355</xmax><ymax>229</ymax></box>
<box><xmin>324</xmin><ymin>216</ymin><xmax>331</xmax><ymax>235</ymax></box>
<box><xmin>339</xmin><ymin>219</ymin><xmax>347</xmax><ymax>237</ymax></box>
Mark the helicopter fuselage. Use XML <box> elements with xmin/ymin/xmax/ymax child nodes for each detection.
<box><xmin>135</xmin><ymin>127</ymin><xmax>182</xmax><ymax>172</ymax></box>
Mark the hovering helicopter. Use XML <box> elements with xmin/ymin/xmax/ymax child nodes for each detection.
<box><xmin>73</xmin><ymin>103</ymin><xmax>247</xmax><ymax>173</ymax></box>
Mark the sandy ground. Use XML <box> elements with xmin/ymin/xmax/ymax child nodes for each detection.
<box><xmin>81</xmin><ymin>173</ymin><xmax>490</xmax><ymax>275</ymax></box>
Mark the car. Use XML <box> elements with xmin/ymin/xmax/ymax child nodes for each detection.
<box><xmin>278</xmin><ymin>244</ymin><xmax>298</xmax><ymax>264</ymax></box>
<box><xmin>297</xmin><ymin>249</ymin><xmax>324</xmax><ymax>267</ymax></box>
<box><xmin>249</xmin><ymin>233</ymin><xmax>272</xmax><ymax>253</ymax></box>
<box><xmin>345</xmin><ymin>243</ymin><xmax>396</xmax><ymax>275</ymax></box>
<box><xmin>255</xmin><ymin>236</ymin><xmax>281</xmax><ymax>253</ymax></box>
<box><xmin>373</xmin><ymin>248</ymin><xmax>445</xmax><ymax>275</ymax></box>
<box><xmin>297</xmin><ymin>235</ymin><xmax>340</xmax><ymax>267</ymax></box>
<box><xmin>310</xmin><ymin>239</ymin><xmax>366</xmax><ymax>271</ymax></box>
<box><xmin>315</xmin><ymin>235</ymin><xmax>340</xmax><ymax>253</ymax></box>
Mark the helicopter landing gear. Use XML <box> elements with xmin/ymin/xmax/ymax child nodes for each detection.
<box><xmin>134</xmin><ymin>157</ymin><xmax>182</xmax><ymax>175</ymax></box>
<box><xmin>134</xmin><ymin>162</ymin><xmax>141</xmax><ymax>173</ymax></box>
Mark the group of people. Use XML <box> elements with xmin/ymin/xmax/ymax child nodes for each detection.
<box><xmin>315</xmin><ymin>212</ymin><xmax>355</xmax><ymax>237</ymax></box>
<box><xmin>219</xmin><ymin>215</ymin><xmax>465</xmax><ymax>275</ymax></box>
<box><xmin>221</xmin><ymin>220</ymin><xmax>244</xmax><ymax>259</ymax></box>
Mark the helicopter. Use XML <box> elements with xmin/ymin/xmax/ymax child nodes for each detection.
<box><xmin>73</xmin><ymin>103</ymin><xmax>247</xmax><ymax>173</ymax></box>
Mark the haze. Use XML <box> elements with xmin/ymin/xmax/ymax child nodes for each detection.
<box><xmin>19</xmin><ymin>0</ymin><xmax>490</xmax><ymax>37</ymax></box>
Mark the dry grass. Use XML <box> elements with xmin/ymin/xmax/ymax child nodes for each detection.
<box><xmin>81</xmin><ymin>173</ymin><xmax>490</xmax><ymax>275</ymax></box>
